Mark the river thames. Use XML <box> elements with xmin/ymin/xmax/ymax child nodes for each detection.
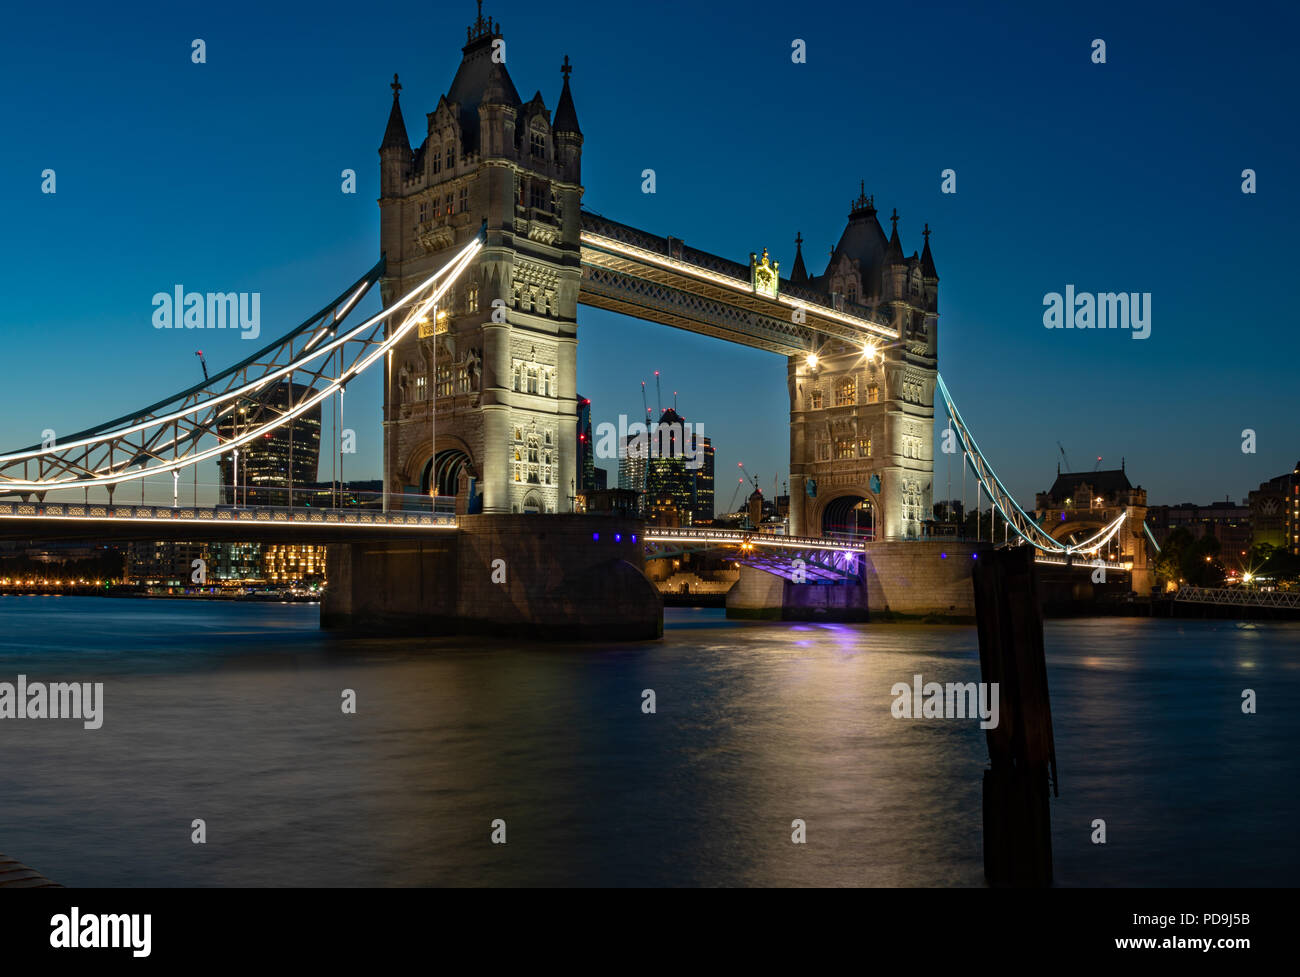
<box><xmin>0</xmin><ymin>597</ymin><xmax>1295</xmax><ymax>887</ymax></box>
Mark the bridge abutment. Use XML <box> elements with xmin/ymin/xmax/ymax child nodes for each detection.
<box><xmin>724</xmin><ymin>540</ymin><xmax>989</xmax><ymax>622</ymax></box>
<box><xmin>725</xmin><ymin>566</ymin><xmax>870</xmax><ymax>622</ymax></box>
<box><xmin>322</xmin><ymin>514</ymin><xmax>662</xmax><ymax>640</ymax></box>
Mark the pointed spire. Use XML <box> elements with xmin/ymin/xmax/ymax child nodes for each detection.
<box><xmin>886</xmin><ymin>208</ymin><xmax>904</xmax><ymax>261</ymax></box>
<box><xmin>481</xmin><ymin>60</ymin><xmax>514</xmax><ymax>106</ymax></box>
<box><xmin>920</xmin><ymin>222</ymin><xmax>938</xmax><ymax>279</ymax></box>
<box><xmin>467</xmin><ymin>0</ymin><xmax>497</xmax><ymax>44</ymax></box>
<box><xmin>554</xmin><ymin>54</ymin><xmax>581</xmax><ymax>134</ymax></box>
<box><xmin>790</xmin><ymin>232</ymin><xmax>808</xmax><ymax>283</ymax></box>
<box><xmin>381</xmin><ymin>72</ymin><xmax>410</xmax><ymax>151</ymax></box>
<box><xmin>850</xmin><ymin>180</ymin><xmax>875</xmax><ymax>216</ymax></box>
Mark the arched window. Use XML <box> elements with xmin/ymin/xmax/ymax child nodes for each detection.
<box><xmin>835</xmin><ymin>377</ymin><xmax>855</xmax><ymax>406</ymax></box>
<box><xmin>867</xmin><ymin>383</ymin><xmax>880</xmax><ymax>403</ymax></box>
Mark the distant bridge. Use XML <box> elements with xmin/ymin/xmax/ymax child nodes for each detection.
<box><xmin>1175</xmin><ymin>586</ymin><xmax>1300</xmax><ymax>610</ymax></box>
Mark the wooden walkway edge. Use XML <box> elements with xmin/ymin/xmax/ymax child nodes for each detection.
<box><xmin>0</xmin><ymin>854</ymin><xmax>61</xmax><ymax>888</ymax></box>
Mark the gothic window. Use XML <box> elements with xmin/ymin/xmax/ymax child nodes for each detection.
<box><xmin>528</xmin><ymin>439</ymin><xmax>539</xmax><ymax>464</ymax></box>
<box><xmin>816</xmin><ymin>440</ymin><xmax>831</xmax><ymax>462</ymax></box>
<box><xmin>809</xmin><ymin>390</ymin><xmax>823</xmax><ymax>410</ymax></box>
<box><xmin>436</xmin><ymin>363</ymin><xmax>453</xmax><ymax>398</ymax></box>
<box><xmin>514</xmin><ymin>464</ymin><xmax>521</xmax><ymax>482</ymax></box>
<box><xmin>456</xmin><ymin>363</ymin><xmax>470</xmax><ymax>394</ymax></box>
<box><xmin>530</xmin><ymin>129</ymin><xmax>546</xmax><ymax>159</ymax></box>
<box><xmin>859</xmin><ymin>438</ymin><xmax>872</xmax><ymax>457</ymax></box>
<box><xmin>516</xmin><ymin>175</ymin><xmax>525</xmax><ymax>208</ymax></box>
<box><xmin>835</xmin><ymin>378</ymin><xmax>855</xmax><ymax>407</ymax></box>
<box><xmin>444</xmin><ymin>194</ymin><xmax>453</xmax><ymax>217</ymax></box>
<box><xmin>835</xmin><ymin>440</ymin><xmax>855</xmax><ymax>460</ymax></box>
<box><xmin>529</xmin><ymin>182</ymin><xmax>546</xmax><ymax>210</ymax></box>
<box><xmin>413</xmin><ymin>375</ymin><xmax>427</xmax><ymax>401</ymax></box>
<box><xmin>527</xmin><ymin>367</ymin><xmax>539</xmax><ymax>395</ymax></box>
<box><xmin>867</xmin><ymin>382</ymin><xmax>880</xmax><ymax>403</ymax></box>
<box><xmin>418</xmin><ymin>200</ymin><xmax>430</xmax><ymax>223</ymax></box>
<box><xmin>445</xmin><ymin>144</ymin><xmax>454</xmax><ymax>171</ymax></box>
<box><xmin>432</xmin><ymin>151</ymin><xmax>441</xmax><ymax>176</ymax></box>
<box><xmin>544</xmin><ymin>431</ymin><xmax>552</xmax><ymax>446</ymax></box>
<box><xmin>466</xmin><ymin>283</ymin><xmax>478</xmax><ymax>313</ymax></box>
<box><xmin>459</xmin><ymin>186</ymin><xmax>468</xmax><ymax>213</ymax></box>
<box><xmin>514</xmin><ymin>427</ymin><xmax>522</xmax><ymax>440</ymax></box>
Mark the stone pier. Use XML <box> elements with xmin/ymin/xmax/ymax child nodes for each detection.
<box><xmin>725</xmin><ymin>540</ymin><xmax>990</xmax><ymax>622</ymax></box>
<box><xmin>323</xmin><ymin>514</ymin><xmax>662</xmax><ymax>640</ymax></box>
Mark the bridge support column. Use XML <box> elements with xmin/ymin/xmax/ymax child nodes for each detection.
<box><xmin>322</xmin><ymin>514</ymin><xmax>662</xmax><ymax>640</ymax></box>
<box><xmin>726</xmin><ymin>565</ymin><xmax>869</xmax><ymax>621</ymax></box>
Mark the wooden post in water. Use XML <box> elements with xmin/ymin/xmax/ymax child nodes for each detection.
<box><xmin>972</xmin><ymin>545</ymin><xmax>1058</xmax><ymax>887</ymax></box>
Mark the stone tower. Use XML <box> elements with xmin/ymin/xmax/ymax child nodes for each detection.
<box><xmin>787</xmin><ymin>188</ymin><xmax>938</xmax><ymax>539</ymax></box>
<box><xmin>378</xmin><ymin>5</ymin><xmax>584</xmax><ymax>514</ymax></box>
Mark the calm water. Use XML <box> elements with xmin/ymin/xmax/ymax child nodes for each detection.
<box><xmin>0</xmin><ymin>597</ymin><xmax>1295</xmax><ymax>887</ymax></box>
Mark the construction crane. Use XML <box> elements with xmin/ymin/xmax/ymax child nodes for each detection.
<box><xmin>195</xmin><ymin>350</ymin><xmax>209</xmax><ymax>382</ymax></box>
<box><xmin>727</xmin><ymin>461</ymin><xmax>763</xmax><ymax>512</ymax></box>
<box><xmin>726</xmin><ymin>475</ymin><xmax>746</xmax><ymax>513</ymax></box>
<box><xmin>1056</xmin><ymin>441</ymin><xmax>1072</xmax><ymax>472</ymax></box>
<box><xmin>640</xmin><ymin>381</ymin><xmax>651</xmax><ymax>424</ymax></box>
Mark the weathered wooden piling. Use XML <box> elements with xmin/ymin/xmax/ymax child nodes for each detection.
<box><xmin>0</xmin><ymin>853</ymin><xmax>60</xmax><ymax>888</ymax></box>
<box><xmin>972</xmin><ymin>546</ymin><xmax>1058</xmax><ymax>887</ymax></box>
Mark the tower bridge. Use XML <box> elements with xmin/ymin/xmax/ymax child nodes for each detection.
<box><xmin>0</xmin><ymin>4</ymin><xmax>1142</xmax><ymax>637</ymax></box>
<box><xmin>376</xmin><ymin>8</ymin><xmax>938</xmax><ymax>543</ymax></box>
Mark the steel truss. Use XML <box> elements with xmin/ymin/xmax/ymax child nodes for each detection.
<box><xmin>935</xmin><ymin>373</ymin><xmax>1127</xmax><ymax>555</ymax></box>
<box><xmin>0</xmin><ymin>234</ymin><xmax>484</xmax><ymax>497</ymax></box>
<box><xmin>1175</xmin><ymin>586</ymin><xmax>1300</xmax><ymax>609</ymax></box>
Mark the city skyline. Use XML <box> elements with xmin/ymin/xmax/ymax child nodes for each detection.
<box><xmin>0</xmin><ymin>0</ymin><xmax>1295</xmax><ymax>512</ymax></box>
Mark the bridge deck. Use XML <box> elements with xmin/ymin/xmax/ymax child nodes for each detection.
<box><xmin>579</xmin><ymin>211</ymin><xmax>897</xmax><ymax>356</ymax></box>
<box><xmin>0</xmin><ymin>501</ymin><xmax>455</xmax><ymax>543</ymax></box>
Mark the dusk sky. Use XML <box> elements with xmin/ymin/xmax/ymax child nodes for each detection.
<box><xmin>1</xmin><ymin>0</ymin><xmax>1296</xmax><ymax>509</ymax></box>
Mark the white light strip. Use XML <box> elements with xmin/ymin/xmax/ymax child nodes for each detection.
<box><xmin>580</xmin><ymin>232</ymin><xmax>898</xmax><ymax>341</ymax></box>
<box><xmin>0</xmin><ymin>512</ymin><xmax>457</xmax><ymax>531</ymax></box>
<box><xmin>643</xmin><ymin>530</ymin><xmax>861</xmax><ymax>553</ymax></box>
<box><xmin>0</xmin><ymin>240</ymin><xmax>482</xmax><ymax>489</ymax></box>
<box><xmin>0</xmin><ymin>238</ymin><xmax>479</xmax><ymax>467</ymax></box>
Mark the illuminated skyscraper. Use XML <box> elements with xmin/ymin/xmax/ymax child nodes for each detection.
<box><xmin>577</xmin><ymin>395</ymin><xmax>597</xmax><ymax>492</ymax></box>
<box><xmin>619</xmin><ymin>408</ymin><xmax>713</xmax><ymax>524</ymax></box>
<box><xmin>217</xmin><ymin>381</ymin><xmax>321</xmax><ymax>505</ymax></box>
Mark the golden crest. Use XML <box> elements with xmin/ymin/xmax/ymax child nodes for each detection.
<box><xmin>751</xmin><ymin>247</ymin><xmax>780</xmax><ymax>299</ymax></box>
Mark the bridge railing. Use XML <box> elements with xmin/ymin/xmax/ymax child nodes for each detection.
<box><xmin>0</xmin><ymin>500</ymin><xmax>457</xmax><ymax>529</ymax></box>
<box><xmin>1174</xmin><ymin>585</ymin><xmax>1300</xmax><ymax>609</ymax></box>
<box><xmin>642</xmin><ymin>527</ymin><xmax>864</xmax><ymax>551</ymax></box>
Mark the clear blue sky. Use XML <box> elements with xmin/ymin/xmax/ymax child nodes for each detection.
<box><xmin>1</xmin><ymin>0</ymin><xmax>1296</xmax><ymax>509</ymax></box>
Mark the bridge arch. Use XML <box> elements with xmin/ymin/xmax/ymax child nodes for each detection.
<box><xmin>419</xmin><ymin>448</ymin><xmax>474</xmax><ymax>497</ymax></box>
<box><xmin>817</xmin><ymin>490</ymin><xmax>877</xmax><ymax>541</ymax></box>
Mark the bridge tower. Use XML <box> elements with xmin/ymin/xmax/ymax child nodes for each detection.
<box><xmin>788</xmin><ymin>191</ymin><xmax>939</xmax><ymax>540</ymax></box>
<box><xmin>378</xmin><ymin>5</ymin><xmax>583</xmax><ymax>514</ymax></box>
